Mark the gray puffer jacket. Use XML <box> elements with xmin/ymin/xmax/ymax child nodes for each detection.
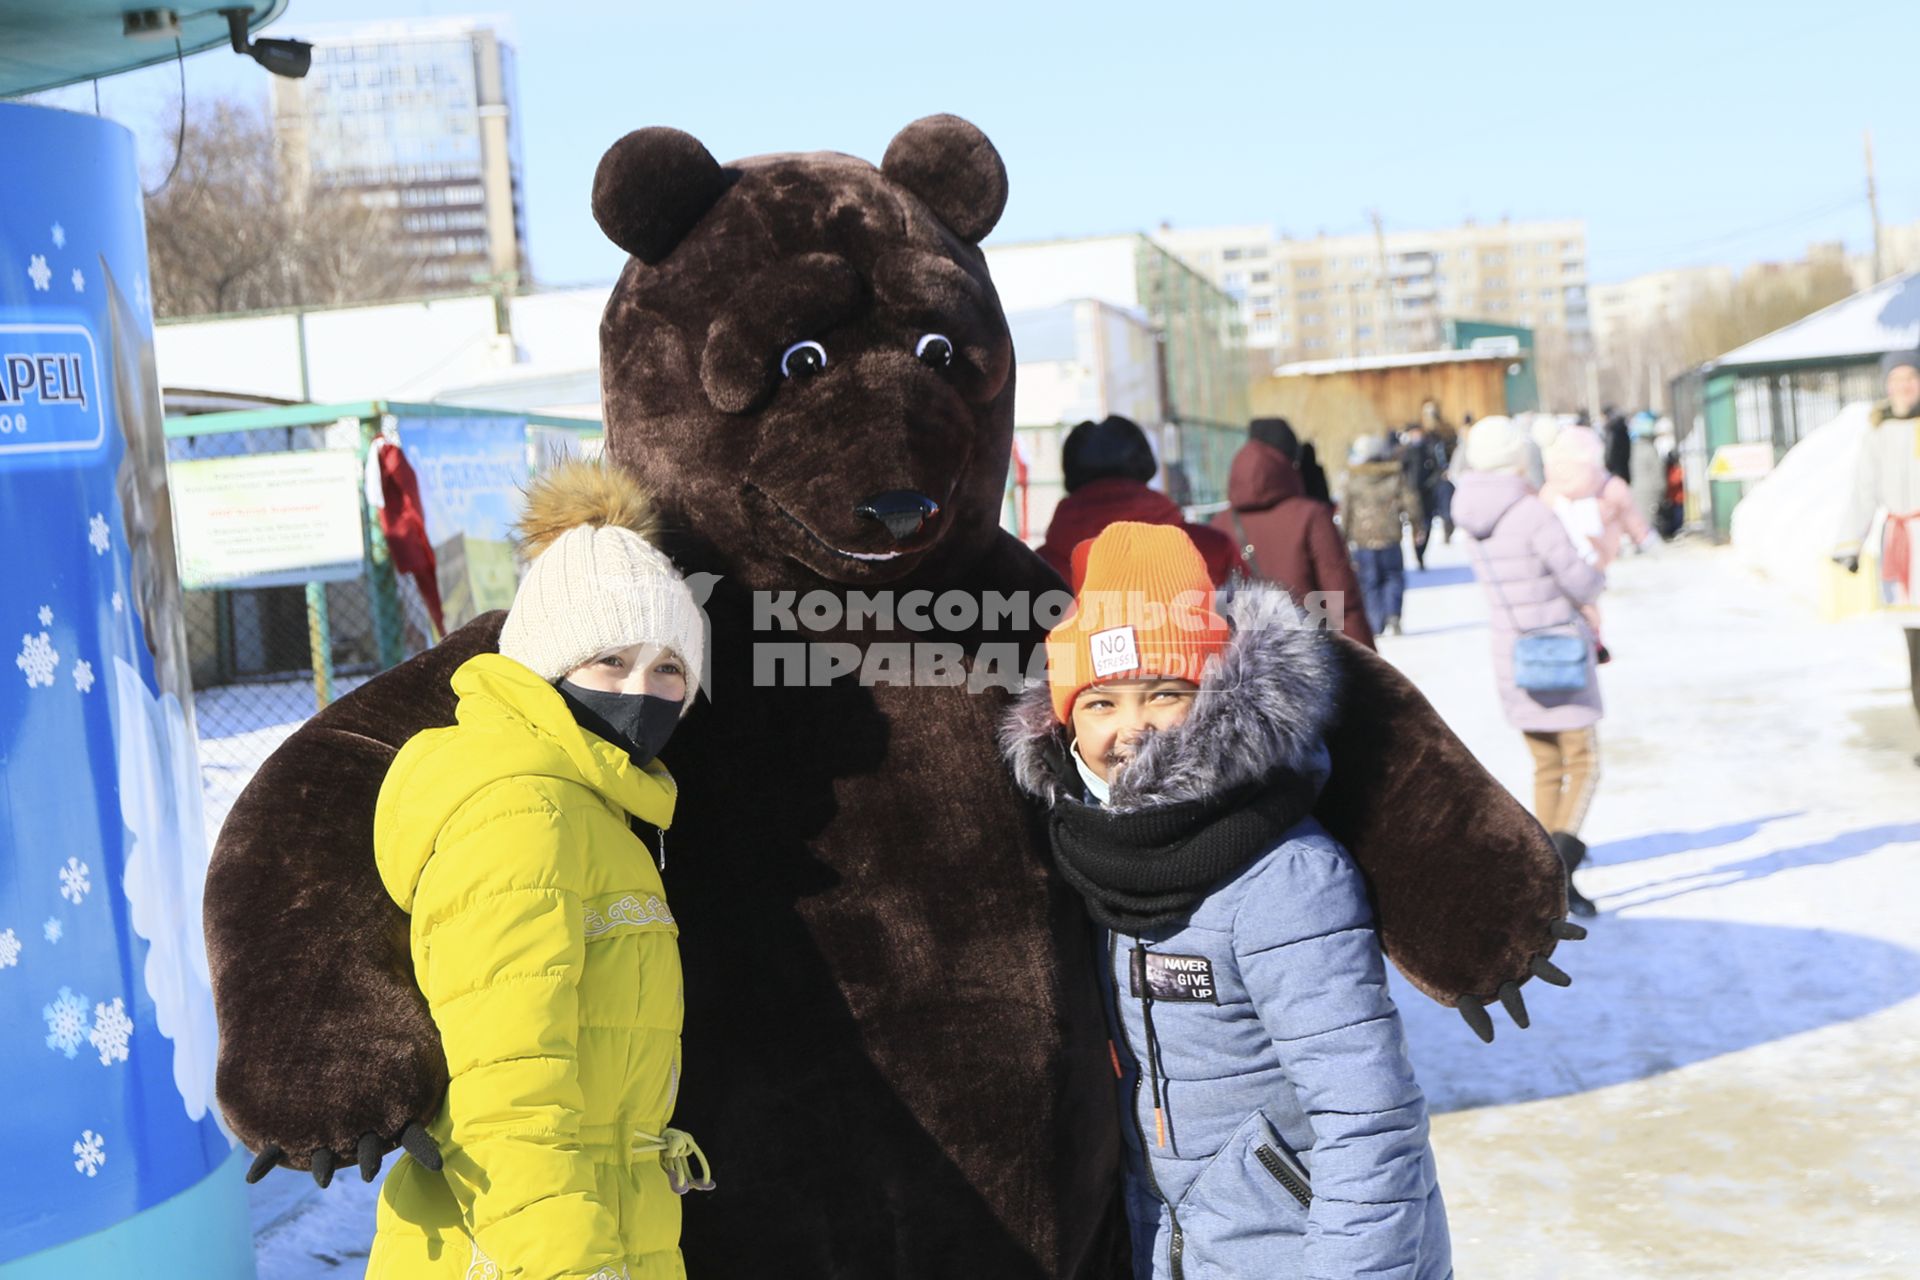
<box><xmin>1003</xmin><ymin>585</ymin><xmax>1451</xmax><ymax>1280</ymax></box>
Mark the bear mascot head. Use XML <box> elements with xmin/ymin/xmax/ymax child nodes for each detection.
<box><xmin>205</xmin><ymin>115</ymin><xmax>1576</xmax><ymax>1279</ymax></box>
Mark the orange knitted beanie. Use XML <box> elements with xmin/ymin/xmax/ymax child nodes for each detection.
<box><xmin>1046</xmin><ymin>522</ymin><xmax>1230</xmax><ymax>724</ymax></box>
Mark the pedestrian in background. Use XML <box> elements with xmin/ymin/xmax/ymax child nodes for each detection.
<box><xmin>1543</xmin><ymin>426</ymin><xmax>1654</xmax><ymax>571</ymax></box>
<box><xmin>1629</xmin><ymin>412</ymin><xmax>1665</xmax><ymax>534</ymax></box>
<box><xmin>1834</xmin><ymin>349</ymin><xmax>1920</xmax><ymax>764</ymax></box>
<box><xmin>1342</xmin><ymin>434</ymin><xmax>1419</xmax><ymax>637</ymax></box>
<box><xmin>1420</xmin><ymin>399</ymin><xmax>1459</xmax><ymax>543</ymax></box>
<box><xmin>1603</xmin><ymin>406</ymin><xmax>1633</xmax><ymax>485</ymax></box>
<box><xmin>1297</xmin><ymin>440</ymin><xmax>1334</xmax><ymax>506</ymax></box>
<box><xmin>1037</xmin><ymin>416</ymin><xmax>1245</xmax><ymax>587</ymax></box>
<box><xmin>1399</xmin><ymin>422</ymin><xmax>1444</xmax><ymax>570</ymax></box>
<box><xmin>1451</xmin><ymin>416</ymin><xmax>1606</xmax><ymax>917</ymax></box>
<box><xmin>1213</xmin><ymin>418</ymin><xmax>1376</xmax><ymax>648</ymax></box>
<box><xmin>1660</xmin><ymin>447</ymin><xmax>1687</xmax><ymax>540</ymax></box>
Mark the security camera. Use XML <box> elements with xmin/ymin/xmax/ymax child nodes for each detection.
<box><xmin>221</xmin><ymin>7</ymin><xmax>312</xmax><ymax>79</ymax></box>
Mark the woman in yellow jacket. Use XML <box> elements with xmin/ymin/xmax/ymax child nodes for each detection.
<box><xmin>367</xmin><ymin>462</ymin><xmax>711</xmax><ymax>1280</ymax></box>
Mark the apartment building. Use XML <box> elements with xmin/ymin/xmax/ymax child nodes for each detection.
<box><xmin>1588</xmin><ymin>264</ymin><xmax>1735</xmax><ymax>349</ymax></box>
<box><xmin>273</xmin><ymin>17</ymin><xmax>528</xmax><ymax>290</ymax></box>
<box><xmin>1152</xmin><ymin>218</ymin><xmax>1589</xmax><ymax>366</ymax></box>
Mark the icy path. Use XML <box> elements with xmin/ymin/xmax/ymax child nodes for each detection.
<box><xmin>242</xmin><ymin>536</ymin><xmax>1920</xmax><ymax>1278</ymax></box>
<box><xmin>1383</xmin><ymin>536</ymin><xmax>1920</xmax><ymax>1278</ymax></box>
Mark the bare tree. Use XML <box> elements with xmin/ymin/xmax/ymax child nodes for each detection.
<box><xmin>1593</xmin><ymin>257</ymin><xmax>1858</xmax><ymax>413</ymax></box>
<box><xmin>144</xmin><ymin>98</ymin><xmax>425</xmax><ymax>318</ymax></box>
<box><xmin>1672</xmin><ymin>257</ymin><xmax>1856</xmax><ymax>370</ymax></box>
<box><xmin>1528</xmin><ymin>323</ymin><xmax>1589</xmax><ymax>413</ymax></box>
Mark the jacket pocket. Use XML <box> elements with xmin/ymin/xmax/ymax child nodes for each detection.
<box><xmin>1253</xmin><ymin>1140</ymin><xmax>1313</xmax><ymax>1209</ymax></box>
<box><xmin>1181</xmin><ymin>1110</ymin><xmax>1312</xmax><ymax>1223</ymax></box>
<box><xmin>1177</xmin><ymin>1112</ymin><xmax>1312</xmax><ymax>1280</ymax></box>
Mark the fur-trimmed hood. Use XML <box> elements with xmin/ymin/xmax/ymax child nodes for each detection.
<box><xmin>1000</xmin><ymin>582</ymin><xmax>1340</xmax><ymax>813</ymax></box>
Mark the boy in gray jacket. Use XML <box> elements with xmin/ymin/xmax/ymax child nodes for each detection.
<box><xmin>1003</xmin><ymin>521</ymin><xmax>1452</xmax><ymax>1280</ymax></box>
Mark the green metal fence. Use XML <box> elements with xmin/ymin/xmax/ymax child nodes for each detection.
<box><xmin>163</xmin><ymin>400</ymin><xmax>598</xmax><ymax>838</ymax></box>
<box><xmin>1670</xmin><ymin>359</ymin><xmax>1881</xmax><ymax>538</ymax></box>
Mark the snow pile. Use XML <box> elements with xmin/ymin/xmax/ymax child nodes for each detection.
<box><xmin>1729</xmin><ymin>403</ymin><xmax>1870</xmax><ymax>607</ymax></box>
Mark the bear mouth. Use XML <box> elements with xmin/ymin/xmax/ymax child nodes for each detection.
<box><xmin>748</xmin><ymin>485</ymin><xmax>943</xmax><ymax>570</ymax></box>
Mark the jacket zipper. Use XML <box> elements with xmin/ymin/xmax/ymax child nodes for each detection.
<box><xmin>1254</xmin><ymin>1142</ymin><xmax>1314</xmax><ymax>1209</ymax></box>
<box><xmin>1110</xmin><ymin>933</ymin><xmax>1185</xmax><ymax>1280</ymax></box>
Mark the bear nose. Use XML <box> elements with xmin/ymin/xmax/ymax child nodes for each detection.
<box><xmin>853</xmin><ymin>490</ymin><xmax>941</xmax><ymax>542</ymax></box>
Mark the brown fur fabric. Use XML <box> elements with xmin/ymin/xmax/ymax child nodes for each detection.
<box><xmin>205</xmin><ymin>612</ymin><xmax>499</xmax><ymax>1162</ymax></box>
<box><xmin>1316</xmin><ymin>637</ymin><xmax>1572</xmax><ymax>1006</ymax></box>
<box><xmin>205</xmin><ymin>114</ymin><xmax>1573</xmax><ymax>1279</ymax></box>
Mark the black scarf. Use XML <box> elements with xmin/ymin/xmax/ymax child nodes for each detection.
<box><xmin>1039</xmin><ymin>736</ymin><xmax>1317</xmax><ymax>935</ymax></box>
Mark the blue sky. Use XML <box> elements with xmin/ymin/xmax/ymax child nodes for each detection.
<box><xmin>40</xmin><ymin>0</ymin><xmax>1915</xmax><ymax>287</ymax></box>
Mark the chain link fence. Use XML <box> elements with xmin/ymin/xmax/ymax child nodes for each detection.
<box><xmin>167</xmin><ymin>411</ymin><xmax>423</xmax><ymax>842</ymax></box>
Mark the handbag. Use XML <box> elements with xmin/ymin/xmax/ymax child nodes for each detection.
<box><xmin>1466</xmin><ymin>533</ymin><xmax>1591</xmax><ymax>694</ymax></box>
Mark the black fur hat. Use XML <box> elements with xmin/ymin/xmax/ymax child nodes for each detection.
<box><xmin>1062</xmin><ymin>415</ymin><xmax>1157</xmax><ymax>493</ymax></box>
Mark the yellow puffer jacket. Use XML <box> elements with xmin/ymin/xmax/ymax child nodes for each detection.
<box><xmin>366</xmin><ymin>653</ymin><xmax>694</xmax><ymax>1280</ymax></box>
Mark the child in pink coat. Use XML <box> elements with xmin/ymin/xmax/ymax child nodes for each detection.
<box><xmin>1541</xmin><ymin>427</ymin><xmax>1653</xmax><ymax>656</ymax></box>
<box><xmin>1542</xmin><ymin>426</ymin><xmax>1652</xmax><ymax>568</ymax></box>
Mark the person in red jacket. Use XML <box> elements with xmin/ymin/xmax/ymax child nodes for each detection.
<box><xmin>1037</xmin><ymin>415</ymin><xmax>1246</xmax><ymax>587</ymax></box>
<box><xmin>1211</xmin><ymin>418</ymin><xmax>1376</xmax><ymax>649</ymax></box>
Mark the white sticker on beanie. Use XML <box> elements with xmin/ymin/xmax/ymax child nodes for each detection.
<box><xmin>1090</xmin><ymin>625</ymin><xmax>1140</xmax><ymax>678</ymax></box>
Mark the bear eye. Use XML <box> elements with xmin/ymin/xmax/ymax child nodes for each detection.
<box><xmin>915</xmin><ymin>333</ymin><xmax>955</xmax><ymax>369</ymax></box>
<box><xmin>781</xmin><ymin>340</ymin><xmax>828</xmax><ymax>379</ymax></box>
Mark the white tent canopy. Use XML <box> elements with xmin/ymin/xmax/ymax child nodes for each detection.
<box><xmin>1712</xmin><ymin>270</ymin><xmax>1920</xmax><ymax>371</ymax></box>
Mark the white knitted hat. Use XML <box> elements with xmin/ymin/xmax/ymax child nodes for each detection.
<box><xmin>1463</xmin><ymin>415</ymin><xmax>1530</xmax><ymax>475</ymax></box>
<box><xmin>497</xmin><ymin>462</ymin><xmax>705</xmax><ymax>710</ymax></box>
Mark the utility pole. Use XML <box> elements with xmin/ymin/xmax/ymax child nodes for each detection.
<box><xmin>1866</xmin><ymin>128</ymin><xmax>1884</xmax><ymax>284</ymax></box>
<box><xmin>1371</xmin><ymin>208</ymin><xmax>1393</xmax><ymax>356</ymax></box>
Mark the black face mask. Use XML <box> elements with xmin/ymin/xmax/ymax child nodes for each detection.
<box><xmin>557</xmin><ymin>681</ymin><xmax>682</xmax><ymax>768</ymax></box>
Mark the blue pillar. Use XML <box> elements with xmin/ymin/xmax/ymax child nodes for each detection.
<box><xmin>0</xmin><ymin>103</ymin><xmax>253</xmax><ymax>1277</ymax></box>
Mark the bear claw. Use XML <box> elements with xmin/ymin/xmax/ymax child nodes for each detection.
<box><xmin>1455</xmin><ymin>919</ymin><xmax>1584</xmax><ymax>1041</ymax></box>
<box><xmin>1530</xmin><ymin>955</ymin><xmax>1573</xmax><ymax>987</ymax></box>
<box><xmin>1454</xmin><ymin>995</ymin><xmax>1495</xmax><ymax>1043</ymax></box>
<box><xmin>1497</xmin><ymin>980</ymin><xmax>1530</xmax><ymax>1029</ymax></box>
<box><xmin>359</xmin><ymin>1133</ymin><xmax>384</xmax><ymax>1183</ymax></box>
<box><xmin>401</xmin><ymin>1122</ymin><xmax>443</xmax><ymax>1172</ymax></box>
<box><xmin>244</xmin><ymin>1123</ymin><xmax>442</xmax><ymax>1187</ymax></box>
<box><xmin>246</xmin><ymin>1145</ymin><xmax>283</xmax><ymax>1184</ymax></box>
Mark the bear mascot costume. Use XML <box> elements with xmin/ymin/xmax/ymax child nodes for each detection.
<box><xmin>205</xmin><ymin>115</ymin><xmax>1579</xmax><ymax>1278</ymax></box>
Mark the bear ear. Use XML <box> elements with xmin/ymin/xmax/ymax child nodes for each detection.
<box><xmin>881</xmin><ymin>115</ymin><xmax>1008</xmax><ymax>245</ymax></box>
<box><xmin>592</xmin><ymin>128</ymin><xmax>733</xmax><ymax>265</ymax></box>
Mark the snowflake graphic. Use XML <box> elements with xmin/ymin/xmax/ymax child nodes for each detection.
<box><xmin>37</xmin><ymin>605</ymin><xmax>52</xmax><ymax>627</ymax></box>
<box><xmin>51</xmin><ymin>222</ymin><xmax>66</xmax><ymax>249</ymax></box>
<box><xmin>44</xmin><ymin>987</ymin><xmax>91</xmax><ymax>1058</ymax></box>
<box><xmin>73</xmin><ymin>1130</ymin><xmax>105</xmax><ymax>1178</ymax></box>
<box><xmin>28</xmin><ymin>254</ymin><xmax>52</xmax><ymax>292</ymax></box>
<box><xmin>17</xmin><ymin>631</ymin><xmax>58</xmax><ymax>688</ymax></box>
<box><xmin>73</xmin><ymin>660</ymin><xmax>94</xmax><ymax>694</ymax></box>
<box><xmin>89</xmin><ymin>998</ymin><xmax>133</xmax><ymax>1065</ymax></box>
<box><xmin>0</xmin><ymin>928</ymin><xmax>20</xmax><ymax>969</ymax></box>
<box><xmin>44</xmin><ymin>918</ymin><xmax>62</xmax><ymax>944</ymax></box>
<box><xmin>88</xmin><ymin>513</ymin><xmax>110</xmax><ymax>555</ymax></box>
<box><xmin>134</xmin><ymin>275</ymin><xmax>148</xmax><ymax>311</ymax></box>
<box><xmin>71</xmin><ymin>268</ymin><xmax>85</xmax><ymax>293</ymax></box>
<box><xmin>111</xmin><ymin>591</ymin><xmax>124</xmax><ymax>613</ymax></box>
<box><xmin>59</xmin><ymin>857</ymin><xmax>91</xmax><ymax>904</ymax></box>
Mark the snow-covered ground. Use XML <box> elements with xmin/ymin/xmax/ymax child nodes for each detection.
<box><xmin>236</xmin><ymin>535</ymin><xmax>1920</xmax><ymax>1278</ymax></box>
<box><xmin>1383</xmin><ymin>534</ymin><xmax>1920</xmax><ymax>1278</ymax></box>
